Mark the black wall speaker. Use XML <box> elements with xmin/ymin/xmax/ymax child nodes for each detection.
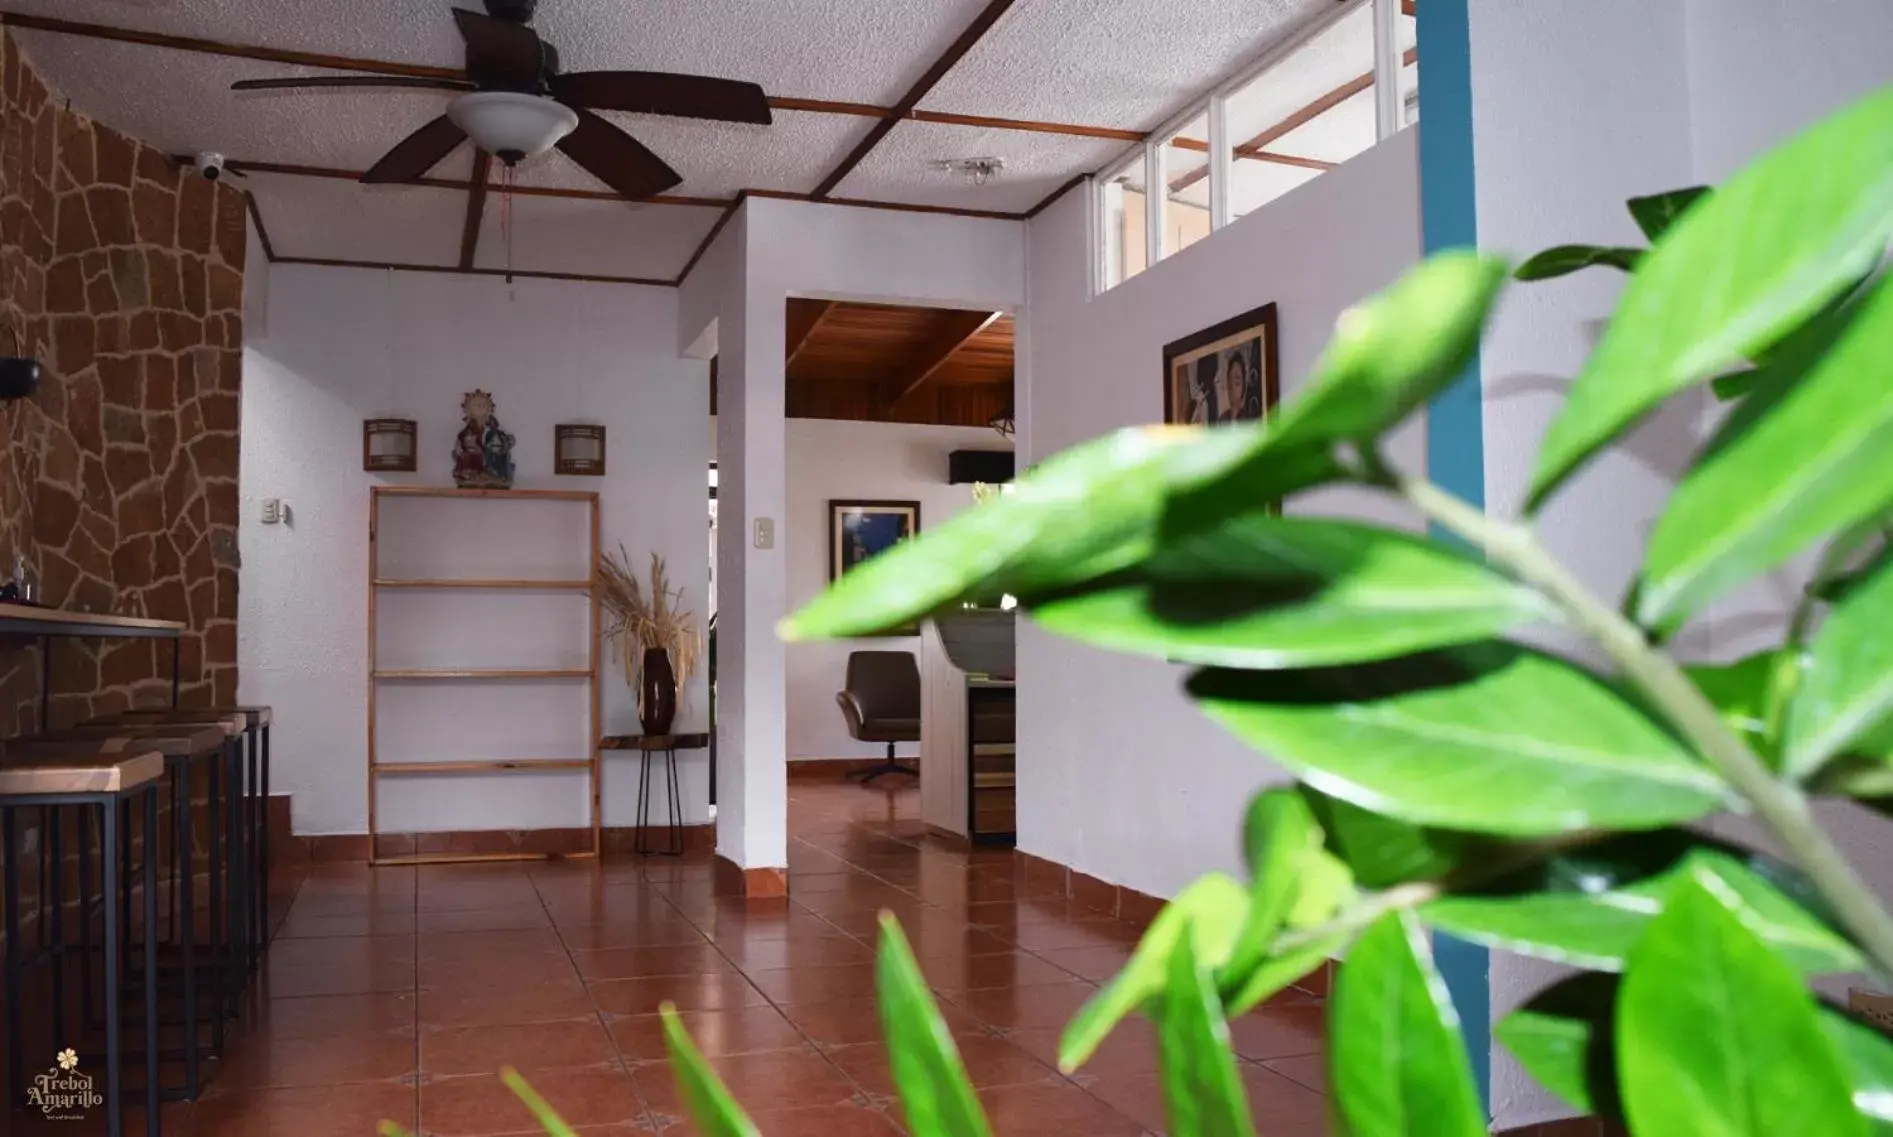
<box><xmin>0</xmin><ymin>358</ymin><xmax>40</xmax><ymax>401</ymax></box>
<box><xmin>948</xmin><ymin>449</ymin><xmax>1014</xmax><ymax>485</ymax></box>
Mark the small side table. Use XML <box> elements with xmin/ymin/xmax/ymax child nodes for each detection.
<box><xmin>600</xmin><ymin>733</ymin><xmax>710</xmax><ymax>856</ymax></box>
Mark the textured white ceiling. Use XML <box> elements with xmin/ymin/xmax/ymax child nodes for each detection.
<box><xmin>509</xmin><ymin>109</ymin><xmax>873</xmax><ymax>200</ymax></box>
<box><xmin>2</xmin><ymin>0</ymin><xmax>997</xmax><ymax>106</ymax></box>
<box><xmin>5</xmin><ymin>0</ymin><xmax>1363</xmax><ymax>272</ymax></box>
<box><xmin>246</xmin><ymin>173</ymin><xmax>463</xmax><ymax>264</ymax></box>
<box><xmin>919</xmin><ymin>0</ymin><xmax>1330</xmax><ymax>132</ymax></box>
<box><xmin>830</xmin><ymin>119</ymin><xmax>1125</xmax><ymax>214</ymax></box>
<box><xmin>471</xmin><ymin>194</ymin><xmax>722</xmax><ymax>279</ymax></box>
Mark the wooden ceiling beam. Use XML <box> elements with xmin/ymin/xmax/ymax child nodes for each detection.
<box><xmin>887</xmin><ymin>310</ymin><xmax>1004</xmax><ymax>407</ymax></box>
<box><xmin>219</xmin><ymin>159</ymin><xmax>733</xmax><ymax>208</ymax></box>
<box><xmin>810</xmin><ymin>0</ymin><xmax>1020</xmax><ymax>199</ymax></box>
<box><xmin>1168</xmin><ymin>46</ymin><xmax>1415</xmax><ymax>195</ymax></box>
<box><xmin>0</xmin><ymin>12</ymin><xmax>466</xmax><ymax>80</ymax></box>
<box><xmin>785</xmin><ymin>301</ymin><xmax>838</xmax><ymax>369</ymax></box>
<box><xmin>458</xmin><ymin>151</ymin><xmax>493</xmax><ymax>270</ymax></box>
<box><xmin>244</xmin><ymin>192</ymin><xmax>277</xmax><ymax>262</ymax></box>
<box><xmin>273</xmin><ymin>256</ymin><xmax>673</xmax><ymax>287</ymax></box>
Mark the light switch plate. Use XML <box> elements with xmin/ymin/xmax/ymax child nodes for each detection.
<box><xmin>754</xmin><ymin>518</ymin><xmax>774</xmax><ymax>549</ymax></box>
<box><xmin>261</xmin><ymin>498</ymin><xmax>282</xmax><ymax>524</ymax></box>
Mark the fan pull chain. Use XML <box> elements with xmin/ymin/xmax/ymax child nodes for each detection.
<box><xmin>501</xmin><ymin>164</ymin><xmax>517</xmax><ymax>295</ymax></box>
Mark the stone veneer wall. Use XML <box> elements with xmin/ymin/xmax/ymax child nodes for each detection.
<box><xmin>0</xmin><ymin>27</ymin><xmax>246</xmax><ymax>736</ymax></box>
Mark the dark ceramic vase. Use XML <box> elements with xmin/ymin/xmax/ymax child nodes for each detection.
<box><xmin>640</xmin><ymin>647</ymin><xmax>677</xmax><ymax>737</ymax></box>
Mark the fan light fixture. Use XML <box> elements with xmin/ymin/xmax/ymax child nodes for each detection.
<box><xmin>447</xmin><ymin>91</ymin><xmax>578</xmax><ymax>164</ymax></box>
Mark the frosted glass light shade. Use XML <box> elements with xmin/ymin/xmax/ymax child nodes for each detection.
<box><xmin>448</xmin><ymin>92</ymin><xmax>579</xmax><ymax>162</ymax></box>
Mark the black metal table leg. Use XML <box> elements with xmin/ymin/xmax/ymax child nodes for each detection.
<box><xmin>259</xmin><ymin>724</ymin><xmax>271</xmax><ymax>953</ymax></box>
<box><xmin>227</xmin><ymin>738</ymin><xmax>249</xmax><ymax>986</ymax></box>
<box><xmin>4</xmin><ymin>807</ymin><xmax>22</xmax><ymax>1108</ymax></box>
<box><xmin>175</xmin><ymin>751</ymin><xmax>199</xmax><ymax>1100</ymax></box>
<box><xmin>247</xmin><ymin>727</ymin><xmax>262</xmax><ymax>959</ymax></box>
<box><xmin>142</xmin><ymin>786</ymin><xmax>162</xmax><ymax>1136</ymax></box>
<box><xmin>102</xmin><ymin>796</ymin><xmax>123</xmax><ymax>1137</ymax></box>
<box><xmin>206</xmin><ymin>749</ymin><xmax>225</xmax><ymax>1055</ymax></box>
<box><xmin>49</xmin><ymin>807</ymin><xmax>66</xmax><ymax>1046</ymax></box>
<box><xmin>665</xmin><ymin>747</ymin><xmax>683</xmax><ymax>856</ymax></box>
<box><xmin>80</xmin><ymin>805</ymin><xmax>94</xmax><ymax>1025</ymax></box>
<box><xmin>635</xmin><ymin>749</ymin><xmax>653</xmax><ymax>856</ymax></box>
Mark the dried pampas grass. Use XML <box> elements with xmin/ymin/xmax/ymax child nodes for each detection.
<box><xmin>595</xmin><ymin>546</ymin><xmax>700</xmax><ymax>718</ymax></box>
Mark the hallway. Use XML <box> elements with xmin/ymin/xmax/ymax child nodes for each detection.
<box><xmin>124</xmin><ymin>779</ymin><xmax>1330</xmax><ymax>1135</ymax></box>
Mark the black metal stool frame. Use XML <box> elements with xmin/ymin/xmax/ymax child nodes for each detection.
<box><xmin>3</xmin><ymin>781</ymin><xmax>163</xmax><ymax>1137</ymax></box>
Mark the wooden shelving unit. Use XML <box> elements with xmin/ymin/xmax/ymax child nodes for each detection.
<box><xmin>367</xmin><ymin>486</ymin><xmax>601</xmax><ymax>867</ymax></box>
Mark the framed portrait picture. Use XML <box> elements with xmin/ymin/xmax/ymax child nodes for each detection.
<box><xmin>1162</xmin><ymin>302</ymin><xmax>1280</xmax><ymax>428</ymax></box>
<box><xmin>829</xmin><ymin>497</ymin><xmax>922</xmax><ymax>581</ymax></box>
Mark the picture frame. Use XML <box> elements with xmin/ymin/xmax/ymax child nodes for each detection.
<box><xmin>829</xmin><ymin>499</ymin><xmax>921</xmax><ymax>635</ymax></box>
<box><xmin>1162</xmin><ymin>301</ymin><xmax>1280</xmax><ymax>428</ymax></box>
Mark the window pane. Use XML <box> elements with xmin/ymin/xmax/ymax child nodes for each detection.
<box><xmin>1225</xmin><ymin>1</ymin><xmax>1376</xmax><ymax>220</ymax></box>
<box><xmin>1159</xmin><ymin>111</ymin><xmax>1212</xmax><ymax>259</ymax></box>
<box><xmin>1400</xmin><ymin>8</ymin><xmax>1419</xmax><ymax>126</ymax></box>
<box><xmin>1099</xmin><ymin>153</ymin><xmax>1148</xmax><ymax>289</ymax></box>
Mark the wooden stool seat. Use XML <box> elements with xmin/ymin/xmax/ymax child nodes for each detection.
<box><xmin>34</xmin><ymin>723</ymin><xmax>232</xmax><ymax>753</ymax></box>
<box><xmin>0</xmin><ymin>749</ymin><xmax>163</xmax><ymax>795</ymax></box>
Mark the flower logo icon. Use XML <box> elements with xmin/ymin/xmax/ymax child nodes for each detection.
<box><xmin>55</xmin><ymin>1049</ymin><xmax>78</xmax><ymax>1072</ymax></box>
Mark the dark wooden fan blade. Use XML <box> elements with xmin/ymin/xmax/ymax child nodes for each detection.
<box><xmin>556</xmin><ymin>108</ymin><xmax>681</xmax><ymax>199</ymax></box>
<box><xmin>363</xmin><ymin>116</ymin><xmax>469</xmax><ymax>183</ymax></box>
<box><xmin>233</xmin><ymin>76</ymin><xmax>475</xmax><ymax>92</ymax></box>
<box><xmin>452</xmin><ymin>7</ymin><xmax>544</xmax><ymax>89</ymax></box>
<box><xmin>550</xmin><ymin>71</ymin><xmax>772</xmax><ymax>124</ymax></box>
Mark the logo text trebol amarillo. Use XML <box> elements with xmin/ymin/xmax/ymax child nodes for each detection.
<box><xmin>30</xmin><ymin>1049</ymin><xmax>102</xmax><ymax>1120</ymax></box>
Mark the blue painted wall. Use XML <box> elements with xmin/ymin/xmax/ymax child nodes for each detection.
<box><xmin>1415</xmin><ymin>0</ymin><xmax>1493</xmax><ymax>1113</ymax></box>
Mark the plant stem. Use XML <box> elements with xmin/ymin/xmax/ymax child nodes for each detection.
<box><xmin>1396</xmin><ymin>473</ymin><xmax>1893</xmax><ymax>980</ymax></box>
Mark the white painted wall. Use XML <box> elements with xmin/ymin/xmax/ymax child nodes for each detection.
<box><xmin>1017</xmin><ymin>128</ymin><xmax>1424</xmax><ymax>901</ymax></box>
<box><xmin>783</xmin><ymin>418</ymin><xmax>1011</xmax><ymax>761</ymax></box>
<box><xmin>678</xmin><ymin>197</ymin><xmax>1025</xmax><ymax>868</ymax></box>
<box><xmin>240</xmin><ymin>265</ymin><xmax>711</xmax><ymax>836</ymax></box>
<box><xmin>1468</xmin><ymin>0</ymin><xmax>1892</xmax><ymax>1125</ymax></box>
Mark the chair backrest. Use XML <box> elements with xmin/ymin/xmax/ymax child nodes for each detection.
<box><xmin>843</xmin><ymin>651</ymin><xmax>920</xmax><ymax>722</ymax></box>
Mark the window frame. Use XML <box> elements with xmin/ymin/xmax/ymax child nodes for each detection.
<box><xmin>1091</xmin><ymin>0</ymin><xmax>1412</xmax><ymax>295</ymax></box>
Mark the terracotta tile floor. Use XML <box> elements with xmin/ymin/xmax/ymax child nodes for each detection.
<box><xmin>17</xmin><ymin>780</ymin><xmax>1331</xmax><ymax>1135</ymax></box>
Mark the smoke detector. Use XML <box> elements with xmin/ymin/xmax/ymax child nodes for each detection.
<box><xmin>933</xmin><ymin>157</ymin><xmax>1007</xmax><ymax>186</ymax></box>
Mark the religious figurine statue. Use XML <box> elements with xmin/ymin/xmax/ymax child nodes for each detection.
<box><xmin>453</xmin><ymin>389</ymin><xmax>516</xmax><ymax>489</ymax></box>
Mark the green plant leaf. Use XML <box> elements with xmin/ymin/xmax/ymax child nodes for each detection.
<box><xmin>1157</xmin><ymin>933</ymin><xmax>1257</xmax><ymax>1137</ymax></box>
<box><xmin>1530</xmin><ymin>89</ymin><xmax>1893</xmax><ymax>507</ymax></box>
<box><xmin>1686</xmin><ymin>650</ymin><xmax>1785</xmax><ymax>752</ymax></box>
<box><xmin>781</xmin><ymin>425</ymin><xmax>1268</xmax><ymax>640</ymax></box>
<box><xmin>1515</xmin><ymin>244</ymin><xmax>1643</xmax><ymax>281</ymax></box>
<box><xmin>1224</xmin><ymin>933</ymin><xmax>1346</xmax><ymax>1018</ymax></box>
<box><xmin>1822</xmin><ymin>1012</ymin><xmax>1893</xmax><ymax>1134</ymax></box>
<box><xmin>1711</xmin><ymin>367</ymin><xmax>1765</xmax><ymax>400</ymax></box>
<box><xmin>502</xmin><ymin>1069</ymin><xmax>581</xmax><ymax>1137</ymax></box>
<box><xmin>1219</xmin><ymin>790</ymin><xmax>1321</xmax><ymax>991</ymax></box>
<box><xmin>1330</xmin><ymin>910</ymin><xmax>1486</xmax><ymax>1137</ymax></box>
<box><xmin>1031</xmin><ymin>516</ymin><xmax>1557</xmax><ymax>670</ymax></box>
<box><xmin>1638</xmin><ymin>277</ymin><xmax>1893</xmax><ymax>630</ymax></box>
<box><xmin>1422</xmin><ymin>843</ymin><xmax>1862</xmax><ymax>975</ymax></box>
<box><xmin>1493</xmin><ymin>973</ymin><xmax>1621</xmax><ymax>1118</ymax></box>
<box><xmin>876</xmin><ymin>915</ymin><xmax>994</xmax><ymax>1137</ymax></box>
<box><xmin>1625</xmin><ymin>186</ymin><xmax>1711</xmax><ymax>241</ymax></box>
<box><xmin>1168</xmin><ymin>252</ymin><xmax>1507</xmax><ymax>523</ymax></box>
<box><xmin>1059</xmin><ymin>873</ymin><xmax>1248</xmax><ymax>1072</ymax></box>
<box><xmin>1787</xmin><ymin>559</ymin><xmax>1893</xmax><ymax>777</ymax></box>
<box><xmin>661</xmin><ymin>1003</ymin><xmax>762</xmax><ymax>1137</ymax></box>
<box><xmin>1301</xmin><ymin>788</ymin><xmax>1472</xmax><ymax>889</ymax></box>
<box><xmin>1617</xmin><ymin>870</ymin><xmax>1866</xmax><ymax>1137</ymax></box>
<box><xmin>1190</xmin><ymin>644</ymin><xmax>1727</xmax><ymax>837</ymax></box>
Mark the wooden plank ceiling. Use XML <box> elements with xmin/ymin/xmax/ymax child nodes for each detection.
<box><xmin>783</xmin><ymin>299</ymin><xmax>1013</xmax><ymax>428</ymax></box>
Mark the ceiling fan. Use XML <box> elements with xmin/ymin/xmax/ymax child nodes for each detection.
<box><xmin>229</xmin><ymin>0</ymin><xmax>772</xmax><ymax>199</ymax></box>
